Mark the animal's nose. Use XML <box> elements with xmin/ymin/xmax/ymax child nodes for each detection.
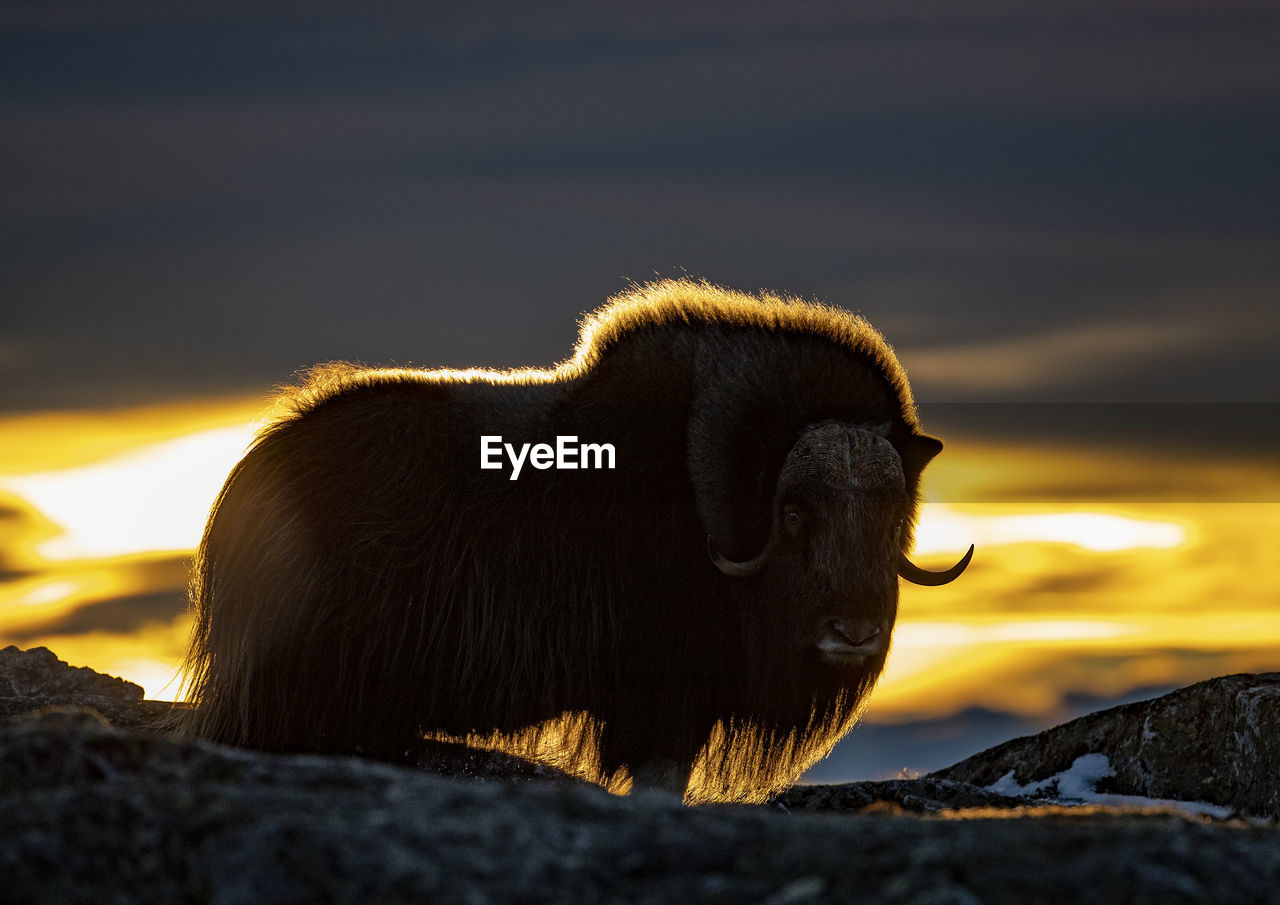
<box><xmin>828</xmin><ymin>620</ymin><xmax>883</xmax><ymax>650</ymax></box>
<box><xmin>816</xmin><ymin>619</ymin><xmax>889</xmax><ymax>661</ymax></box>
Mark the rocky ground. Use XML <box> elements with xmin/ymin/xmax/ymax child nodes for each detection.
<box><xmin>3</xmin><ymin>645</ymin><xmax>1279</xmax><ymax>904</ymax></box>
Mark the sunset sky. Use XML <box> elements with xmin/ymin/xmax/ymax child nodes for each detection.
<box><xmin>2</xmin><ymin>2</ymin><xmax>1277</xmax><ymax>781</ymax></box>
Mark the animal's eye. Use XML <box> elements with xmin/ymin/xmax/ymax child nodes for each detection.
<box><xmin>783</xmin><ymin>504</ymin><xmax>805</xmax><ymax>532</ymax></box>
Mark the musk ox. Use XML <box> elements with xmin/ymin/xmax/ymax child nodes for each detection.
<box><xmin>178</xmin><ymin>279</ymin><xmax>972</xmax><ymax>803</ymax></box>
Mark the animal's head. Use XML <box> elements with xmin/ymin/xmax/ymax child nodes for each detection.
<box><xmin>704</xmin><ymin>421</ymin><xmax>972</xmax><ymax>673</ymax></box>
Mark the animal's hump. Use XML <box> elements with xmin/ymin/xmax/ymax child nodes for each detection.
<box><xmin>570</xmin><ymin>279</ymin><xmax>916</xmax><ymax>414</ymax></box>
<box><xmin>273</xmin><ymin>279</ymin><xmax>917</xmax><ymax>422</ymax></box>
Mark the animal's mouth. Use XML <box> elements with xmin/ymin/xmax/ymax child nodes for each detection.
<box><xmin>816</xmin><ymin>619</ymin><xmax>886</xmax><ymax>662</ymax></box>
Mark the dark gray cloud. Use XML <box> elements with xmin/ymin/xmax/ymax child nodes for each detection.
<box><xmin>2</xmin><ymin>1</ymin><xmax>1277</xmax><ymax>412</ymax></box>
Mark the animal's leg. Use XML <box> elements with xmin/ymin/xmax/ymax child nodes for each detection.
<box><xmin>629</xmin><ymin>757</ymin><xmax>692</xmax><ymax>798</ymax></box>
<box><xmin>598</xmin><ymin>716</ymin><xmax>697</xmax><ymax>800</ymax></box>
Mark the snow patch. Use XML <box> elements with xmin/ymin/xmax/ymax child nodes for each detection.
<box><xmin>986</xmin><ymin>753</ymin><xmax>1234</xmax><ymax>819</ymax></box>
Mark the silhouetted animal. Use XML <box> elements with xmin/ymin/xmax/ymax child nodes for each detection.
<box><xmin>178</xmin><ymin>279</ymin><xmax>972</xmax><ymax>803</ymax></box>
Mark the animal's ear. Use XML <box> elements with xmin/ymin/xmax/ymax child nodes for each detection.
<box><xmin>897</xmin><ymin>432</ymin><xmax>943</xmax><ymax>476</ymax></box>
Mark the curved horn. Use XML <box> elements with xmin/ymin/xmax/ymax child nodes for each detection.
<box><xmin>898</xmin><ymin>544</ymin><xmax>974</xmax><ymax>586</ymax></box>
<box><xmin>708</xmin><ymin>535</ymin><xmax>772</xmax><ymax>578</ymax></box>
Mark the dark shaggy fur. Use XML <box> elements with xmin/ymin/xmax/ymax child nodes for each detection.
<box><xmin>178</xmin><ymin>279</ymin><xmax>948</xmax><ymax>803</ymax></box>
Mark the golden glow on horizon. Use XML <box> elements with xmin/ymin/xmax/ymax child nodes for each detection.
<box><xmin>0</xmin><ymin>397</ymin><xmax>262</xmax><ymax>474</ymax></box>
<box><xmin>913</xmin><ymin>507</ymin><xmax>1187</xmax><ymax>555</ymax></box>
<box><xmin>0</xmin><ymin>547</ymin><xmax>185</xmax><ymax>609</ymax></box>
<box><xmin>1</xmin><ymin>423</ymin><xmax>257</xmax><ymax>560</ymax></box>
<box><xmin>0</xmin><ymin>399</ymin><xmax>1200</xmax><ymax>568</ymax></box>
<box><xmin>0</xmin><ymin>399</ymin><xmax>1276</xmax><ymax>718</ymax></box>
<box><xmin>873</xmin><ymin>609</ymin><xmax>1280</xmax><ymax>721</ymax></box>
<box><xmin>1</xmin><ymin>431</ymin><xmax>1189</xmax><ymax>566</ymax></box>
<box><xmin>922</xmin><ymin>436</ymin><xmax>1280</xmax><ymax>504</ymax></box>
<box><xmin>877</xmin><ymin>611</ymin><xmax>1274</xmax><ymax>705</ymax></box>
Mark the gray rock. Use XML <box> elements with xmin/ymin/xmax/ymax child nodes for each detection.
<box><xmin>930</xmin><ymin>673</ymin><xmax>1280</xmax><ymax>819</ymax></box>
<box><xmin>3</xmin><ymin>707</ymin><xmax>1280</xmax><ymax>905</ymax></box>
<box><xmin>773</xmin><ymin>778</ymin><xmax>1030</xmax><ymax>814</ymax></box>
<box><xmin>3</xmin><ymin>648</ymin><xmax>1280</xmax><ymax>904</ymax></box>
<box><xmin>0</xmin><ymin>645</ymin><xmax>568</xmax><ymax>780</ymax></box>
<box><xmin>0</xmin><ymin>645</ymin><xmax>172</xmax><ymax>729</ymax></box>
<box><xmin>0</xmin><ymin>645</ymin><xmax>143</xmax><ymax>701</ymax></box>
